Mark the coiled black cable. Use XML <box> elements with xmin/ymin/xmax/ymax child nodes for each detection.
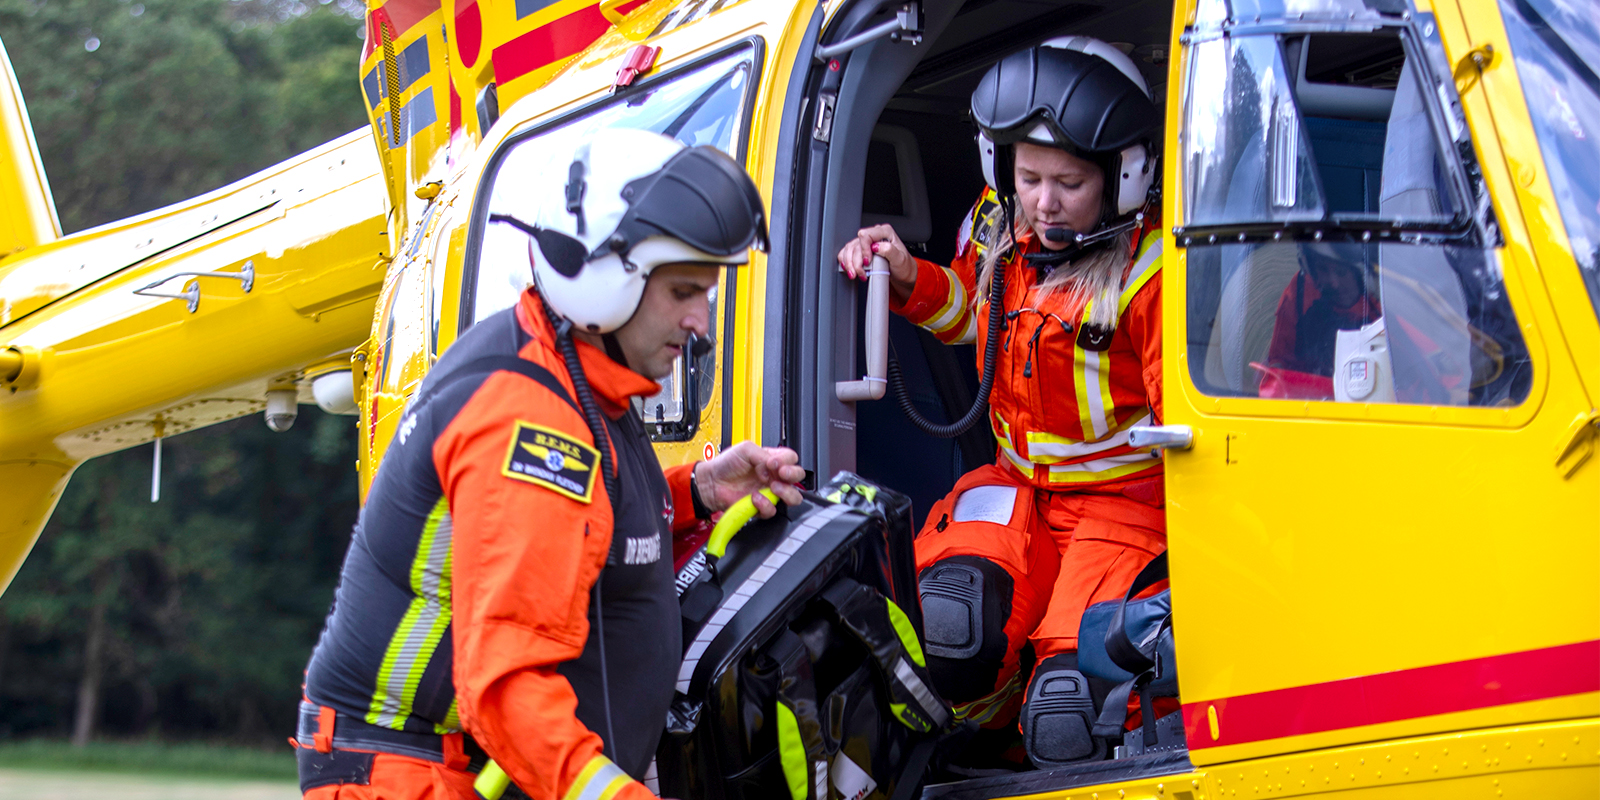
<box><xmin>545</xmin><ymin>308</ymin><xmax>620</xmax><ymax>506</ymax></box>
<box><xmin>543</xmin><ymin>302</ymin><xmax>620</xmax><ymax>760</ymax></box>
<box><xmin>886</xmin><ymin>201</ymin><xmax>1013</xmax><ymax>439</ymax></box>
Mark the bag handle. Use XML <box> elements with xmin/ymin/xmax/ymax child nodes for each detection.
<box><xmin>1104</xmin><ymin>552</ymin><xmax>1168</xmax><ymax>676</ymax></box>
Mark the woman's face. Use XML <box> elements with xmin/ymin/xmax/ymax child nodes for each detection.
<box><xmin>1012</xmin><ymin>141</ymin><xmax>1104</xmax><ymax>251</ymax></box>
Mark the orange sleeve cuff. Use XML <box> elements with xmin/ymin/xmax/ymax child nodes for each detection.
<box><xmin>889</xmin><ymin>257</ymin><xmax>953</xmax><ymax>321</ymax></box>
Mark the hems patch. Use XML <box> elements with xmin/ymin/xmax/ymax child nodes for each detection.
<box><xmin>502</xmin><ymin>422</ymin><xmax>599</xmax><ymax>503</ymax></box>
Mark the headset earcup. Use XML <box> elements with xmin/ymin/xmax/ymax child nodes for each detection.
<box><xmin>978</xmin><ymin>132</ymin><xmax>999</xmax><ymax>193</ymax></box>
<box><xmin>1115</xmin><ymin>143</ymin><xmax>1154</xmax><ymax>216</ymax></box>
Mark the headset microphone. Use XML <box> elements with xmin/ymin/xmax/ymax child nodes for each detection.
<box><xmin>688</xmin><ymin>333</ymin><xmax>714</xmax><ymax>359</ymax></box>
<box><xmin>1043</xmin><ymin>227</ymin><xmax>1078</xmax><ymax>243</ymax></box>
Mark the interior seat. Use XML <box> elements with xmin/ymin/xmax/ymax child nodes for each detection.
<box><xmin>855</xmin><ymin>124</ymin><xmax>987</xmax><ymax>527</ymax></box>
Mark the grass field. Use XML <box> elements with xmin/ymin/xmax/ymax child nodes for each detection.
<box><xmin>0</xmin><ymin>768</ymin><xmax>301</xmax><ymax>799</ymax></box>
<box><xmin>0</xmin><ymin>738</ymin><xmax>297</xmax><ymax>780</ymax></box>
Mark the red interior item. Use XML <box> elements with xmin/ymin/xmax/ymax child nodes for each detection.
<box><xmin>1250</xmin><ymin>362</ymin><xmax>1334</xmax><ymax>400</ymax></box>
<box><xmin>673</xmin><ymin>517</ymin><xmax>715</xmax><ymax>572</ymax></box>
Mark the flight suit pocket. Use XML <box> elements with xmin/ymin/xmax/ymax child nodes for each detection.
<box><xmin>1069</xmin><ymin>516</ymin><xmax>1165</xmax><ymax>557</ymax></box>
<box><xmin>914</xmin><ymin>464</ymin><xmax>1046</xmax><ymax>578</ymax></box>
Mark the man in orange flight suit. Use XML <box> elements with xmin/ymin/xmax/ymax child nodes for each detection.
<box><xmin>839</xmin><ymin>39</ymin><xmax>1165</xmax><ymax>767</ymax></box>
<box><xmin>294</xmin><ymin>131</ymin><xmax>802</xmax><ymax>799</ymax></box>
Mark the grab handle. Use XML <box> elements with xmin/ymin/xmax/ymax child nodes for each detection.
<box><xmin>836</xmin><ymin>254</ymin><xmax>890</xmax><ymax>402</ymax></box>
<box><xmin>705</xmin><ymin>488</ymin><xmax>779</xmax><ymax>560</ymax></box>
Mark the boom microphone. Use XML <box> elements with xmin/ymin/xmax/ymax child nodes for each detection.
<box><xmin>688</xmin><ymin>333</ymin><xmax>714</xmax><ymax>358</ymax></box>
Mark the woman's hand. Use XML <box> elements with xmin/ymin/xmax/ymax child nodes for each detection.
<box><xmin>836</xmin><ymin>224</ymin><xmax>917</xmax><ymax>299</ymax></box>
<box><xmin>695</xmin><ymin>441</ymin><xmax>805</xmax><ymax>518</ymax></box>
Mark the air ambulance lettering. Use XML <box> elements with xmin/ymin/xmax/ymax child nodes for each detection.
<box><xmin>501</xmin><ymin>421</ymin><xmax>599</xmax><ymax>502</ymax></box>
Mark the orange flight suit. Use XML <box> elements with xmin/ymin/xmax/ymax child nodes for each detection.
<box><xmin>890</xmin><ymin>191</ymin><xmax>1166</xmax><ymax>725</ymax></box>
<box><xmin>299</xmin><ymin>288</ymin><xmax>705</xmax><ymax>800</ymax></box>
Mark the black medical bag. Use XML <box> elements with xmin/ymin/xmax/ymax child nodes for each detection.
<box><xmin>656</xmin><ymin>473</ymin><xmax>952</xmax><ymax>800</ymax></box>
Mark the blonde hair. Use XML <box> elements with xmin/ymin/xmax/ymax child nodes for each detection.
<box><xmin>975</xmin><ymin>200</ymin><xmax>1132</xmax><ymax>330</ymax></box>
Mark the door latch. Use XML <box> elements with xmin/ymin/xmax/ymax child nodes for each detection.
<box><xmin>812</xmin><ymin>90</ymin><xmax>838</xmax><ymax>143</ymax></box>
<box><xmin>1555</xmin><ymin>409</ymin><xmax>1600</xmax><ymax>478</ymax></box>
<box><xmin>1129</xmin><ymin>425</ymin><xmax>1194</xmax><ymax>455</ymax></box>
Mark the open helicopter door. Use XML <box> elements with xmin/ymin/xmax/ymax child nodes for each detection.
<box><xmin>1152</xmin><ymin>0</ymin><xmax>1598</xmax><ymax>769</ymax></box>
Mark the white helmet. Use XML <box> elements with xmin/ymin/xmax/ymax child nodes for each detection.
<box><xmin>491</xmin><ymin>129</ymin><xmax>767</xmax><ymax>333</ymax></box>
<box><xmin>972</xmin><ymin>37</ymin><xmax>1158</xmax><ymax>218</ymax></box>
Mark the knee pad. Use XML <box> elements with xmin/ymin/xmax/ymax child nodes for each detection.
<box><xmin>1022</xmin><ymin>653</ymin><xmax>1107</xmax><ymax>766</ymax></box>
<box><xmin>917</xmin><ymin>556</ymin><xmax>1013</xmax><ymax>704</ymax></box>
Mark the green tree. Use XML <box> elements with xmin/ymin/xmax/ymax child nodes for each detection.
<box><xmin>0</xmin><ymin>0</ymin><xmax>369</xmax><ymax>232</ymax></box>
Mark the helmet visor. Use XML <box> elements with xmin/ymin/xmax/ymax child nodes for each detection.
<box><xmin>600</xmin><ymin>145</ymin><xmax>769</xmax><ymax>263</ymax></box>
<box><xmin>971</xmin><ymin>47</ymin><xmax>1157</xmax><ymax>156</ymax></box>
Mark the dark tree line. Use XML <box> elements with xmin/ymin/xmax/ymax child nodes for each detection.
<box><xmin>0</xmin><ymin>0</ymin><xmax>372</xmax><ymax>744</ymax></box>
<box><xmin>2</xmin><ymin>413</ymin><xmax>362</xmax><ymax>744</ymax></box>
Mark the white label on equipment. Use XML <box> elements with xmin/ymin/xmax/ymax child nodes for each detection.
<box><xmin>832</xmin><ymin>752</ymin><xmax>877</xmax><ymax>800</ymax></box>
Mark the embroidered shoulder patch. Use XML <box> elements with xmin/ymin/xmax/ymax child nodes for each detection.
<box><xmin>502</xmin><ymin>421</ymin><xmax>599</xmax><ymax>503</ymax></box>
<box><xmin>969</xmin><ymin>191</ymin><xmax>1003</xmax><ymax>254</ymax></box>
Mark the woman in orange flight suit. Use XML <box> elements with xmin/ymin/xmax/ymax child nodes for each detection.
<box><xmin>838</xmin><ymin>38</ymin><xmax>1165</xmax><ymax>768</ymax></box>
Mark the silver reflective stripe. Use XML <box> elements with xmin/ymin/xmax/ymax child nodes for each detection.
<box><xmin>370</xmin><ymin>501</ymin><xmax>454</xmax><ymax>729</ymax></box>
<box><xmin>1024</xmin><ymin>412</ymin><xmax>1153</xmax><ymax>460</ymax></box>
<box><xmin>894</xmin><ymin>657</ymin><xmax>949</xmax><ymax>727</ymax></box>
<box><xmin>676</xmin><ymin>505</ymin><xmax>851</xmax><ymax>692</ymax></box>
<box><xmin>567</xmin><ymin>758</ymin><xmax>630</xmax><ymax>800</ymax></box>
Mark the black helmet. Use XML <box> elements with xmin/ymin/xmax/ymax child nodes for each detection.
<box><xmin>971</xmin><ymin>41</ymin><xmax>1159</xmax><ymax>218</ymax></box>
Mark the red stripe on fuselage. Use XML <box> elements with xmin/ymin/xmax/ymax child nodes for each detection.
<box><xmin>490</xmin><ymin>0</ymin><xmax>648</xmax><ymax>85</ymax></box>
<box><xmin>1183</xmin><ymin>639</ymin><xmax>1600</xmax><ymax>749</ymax></box>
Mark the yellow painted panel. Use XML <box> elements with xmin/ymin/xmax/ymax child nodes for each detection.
<box><xmin>994</xmin><ymin>718</ymin><xmax>1597</xmax><ymax>800</ymax></box>
<box><xmin>1161</xmin><ymin>0</ymin><xmax>1600</xmax><ymax>766</ymax></box>
<box><xmin>0</xmin><ymin>459</ymin><xmax>73</xmax><ymax>594</ymax></box>
<box><xmin>1194</xmin><ymin>693</ymin><xmax>1598</xmax><ymax>766</ymax></box>
<box><xmin>0</xmin><ymin>38</ymin><xmax>58</xmax><ymax>256</ymax></box>
<box><xmin>1445</xmin><ymin>0</ymin><xmax>1600</xmax><ymax>404</ymax></box>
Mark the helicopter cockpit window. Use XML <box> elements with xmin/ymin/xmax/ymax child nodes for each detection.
<box><xmin>1180</xmin><ymin>24</ymin><xmax>1532</xmax><ymax>407</ymax></box>
<box><xmin>466</xmin><ymin>44</ymin><xmax>758</xmax><ymax>441</ymax></box>
<box><xmin>1500</xmin><ymin>0</ymin><xmax>1600</xmax><ymax>321</ymax></box>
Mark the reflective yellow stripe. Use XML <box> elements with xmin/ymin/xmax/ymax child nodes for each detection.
<box><xmin>1002</xmin><ymin>441</ymin><xmax>1160</xmax><ymax>483</ymax></box>
<box><xmin>1073</xmin><ymin>298</ymin><xmax>1111</xmax><ymax>440</ymax></box>
<box><xmin>1024</xmin><ymin>413</ymin><xmax>1153</xmax><ymax>463</ymax></box>
<box><xmin>562</xmin><ymin>755</ymin><xmax>632</xmax><ymax>800</ymax></box>
<box><xmin>923</xmin><ymin>267</ymin><xmax>969</xmax><ymax>334</ymax></box>
<box><xmin>775</xmin><ymin>703</ymin><xmax>809</xmax><ymax>800</ymax></box>
<box><xmin>949</xmin><ymin>312</ymin><xmax>978</xmax><ymax>345</ymax></box>
<box><xmin>1043</xmin><ymin>452</ymin><xmax>1162</xmax><ymax>484</ymax></box>
<box><xmin>952</xmin><ymin>671</ymin><xmax>1022</xmax><ymax>726</ymax></box>
<box><xmin>368</xmin><ymin>496</ymin><xmax>454</xmax><ymax>729</ymax></box>
<box><xmin>999</xmin><ymin>444</ymin><xmax>1036</xmax><ymax>478</ymax></box>
<box><xmin>885</xmin><ymin>599</ymin><xmax>926</xmax><ymax>667</ymax></box>
<box><xmin>1118</xmin><ymin>238</ymin><xmax>1163</xmax><ymax>315</ymax></box>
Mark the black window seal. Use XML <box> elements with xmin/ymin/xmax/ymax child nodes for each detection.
<box><xmin>1174</xmin><ymin>20</ymin><xmax>1493</xmax><ymax>248</ymax></box>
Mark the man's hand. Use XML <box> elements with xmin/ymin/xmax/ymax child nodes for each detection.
<box><xmin>837</xmin><ymin>224</ymin><xmax>917</xmax><ymax>301</ymax></box>
<box><xmin>695</xmin><ymin>442</ymin><xmax>805</xmax><ymax>518</ymax></box>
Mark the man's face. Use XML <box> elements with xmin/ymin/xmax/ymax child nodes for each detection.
<box><xmin>1013</xmin><ymin>141</ymin><xmax>1105</xmax><ymax>251</ymax></box>
<box><xmin>1305</xmin><ymin>256</ymin><xmax>1364</xmax><ymax>308</ymax></box>
<box><xmin>613</xmin><ymin>262</ymin><xmax>720</xmax><ymax>380</ymax></box>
